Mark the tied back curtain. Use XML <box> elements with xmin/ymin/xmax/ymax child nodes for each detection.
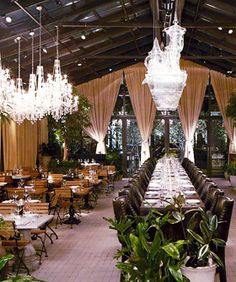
<box><xmin>124</xmin><ymin>63</ymin><xmax>156</xmax><ymax>164</ymax></box>
<box><xmin>210</xmin><ymin>70</ymin><xmax>236</xmax><ymax>154</ymax></box>
<box><xmin>2</xmin><ymin>120</ymin><xmax>38</xmax><ymax>170</ymax></box>
<box><xmin>178</xmin><ymin>60</ymin><xmax>209</xmax><ymax>162</ymax></box>
<box><xmin>77</xmin><ymin>70</ymin><xmax>122</xmax><ymax>154</ymax></box>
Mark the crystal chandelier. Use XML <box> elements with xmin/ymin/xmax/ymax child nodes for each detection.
<box><xmin>0</xmin><ymin>54</ymin><xmax>15</xmax><ymax>116</ymax></box>
<box><xmin>8</xmin><ymin>36</ymin><xmax>29</xmax><ymax>124</ymax></box>
<box><xmin>46</xmin><ymin>26</ymin><xmax>78</xmax><ymax>121</ymax></box>
<box><xmin>0</xmin><ymin>5</ymin><xmax>76</xmax><ymax>124</ymax></box>
<box><xmin>143</xmin><ymin>13</ymin><xmax>187</xmax><ymax>112</ymax></box>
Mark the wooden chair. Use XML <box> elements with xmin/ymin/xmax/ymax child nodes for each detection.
<box><xmin>0</xmin><ymin>203</ymin><xmax>16</xmax><ymax>215</ymax></box>
<box><xmin>49</xmin><ymin>174</ymin><xmax>63</xmax><ymax>187</ymax></box>
<box><xmin>29</xmin><ymin>186</ymin><xmax>48</xmax><ymax>201</ymax></box>
<box><xmin>6</xmin><ymin>188</ymin><xmax>25</xmax><ymax>200</ymax></box>
<box><xmin>0</xmin><ymin>220</ymin><xmax>30</xmax><ymax>275</ymax></box>
<box><xmin>25</xmin><ymin>203</ymin><xmax>49</xmax><ymax>264</ymax></box>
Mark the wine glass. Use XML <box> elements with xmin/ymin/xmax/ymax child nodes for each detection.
<box><xmin>13</xmin><ymin>192</ymin><xmax>18</xmax><ymax>202</ymax></box>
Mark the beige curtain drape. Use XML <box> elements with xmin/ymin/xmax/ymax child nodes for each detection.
<box><xmin>210</xmin><ymin>70</ymin><xmax>236</xmax><ymax>154</ymax></box>
<box><xmin>37</xmin><ymin>118</ymin><xmax>48</xmax><ymax>145</ymax></box>
<box><xmin>178</xmin><ymin>60</ymin><xmax>209</xmax><ymax>162</ymax></box>
<box><xmin>124</xmin><ymin>63</ymin><xmax>156</xmax><ymax>164</ymax></box>
<box><xmin>77</xmin><ymin>70</ymin><xmax>122</xmax><ymax>154</ymax></box>
<box><xmin>2</xmin><ymin>120</ymin><xmax>38</xmax><ymax>170</ymax></box>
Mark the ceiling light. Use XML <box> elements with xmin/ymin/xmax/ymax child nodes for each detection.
<box><xmin>218</xmin><ymin>27</ymin><xmax>222</xmax><ymax>31</ymax></box>
<box><xmin>5</xmin><ymin>16</ymin><xmax>12</xmax><ymax>23</ymax></box>
<box><xmin>228</xmin><ymin>29</ymin><xmax>233</xmax><ymax>34</ymax></box>
<box><xmin>109</xmin><ymin>68</ymin><xmax>112</xmax><ymax>72</ymax></box>
<box><xmin>227</xmin><ymin>70</ymin><xmax>233</xmax><ymax>74</ymax></box>
<box><xmin>81</xmin><ymin>34</ymin><xmax>86</xmax><ymax>40</ymax></box>
<box><xmin>143</xmin><ymin>13</ymin><xmax>187</xmax><ymax>112</ymax></box>
<box><xmin>77</xmin><ymin>63</ymin><xmax>82</xmax><ymax>66</ymax></box>
<box><xmin>29</xmin><ymin>31</ymin><xmax>35</xmax><ymax>36</ymax></box>
<box><xmin>42</xmin><ymin>47</ymin><xmax>47</xmax><ymax>53</ymax></box>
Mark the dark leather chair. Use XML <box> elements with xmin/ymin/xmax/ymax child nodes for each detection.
<box><xmin>204</xmin><ymin>188</ymin><xmax>224</xmax><ymax>211</ymax></box>
<box><xmin>212</xmin><ymin>196</ymin><xmax>234</xmax><ymax>282</ymax></box>
<box><xmin>119</xmin><ymin>185</ymin><xmax>143</xmax><ymax>215</ymax></box>
<box><xmin>199</xmin><ymin>181</ymin><xmax>215</xmax><ymax>203</ymax></box>
<box><xmin>182</xmin><ymin>158</ymin><xmax>190</xmax><ymax>170</ymax></box>
<box><xmin>112</xmin><ymin>195</ymin><xmax>135</xmax><ymax>221</ymax></box>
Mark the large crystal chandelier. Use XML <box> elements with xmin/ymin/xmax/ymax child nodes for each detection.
<box><xmin>143</xmin><ymin>13</ymin><xmax>187</xmax><ymax>112</ymax></box>
<box><xmin>46</xmin><ymin>26</ymin><xmax>78</xmax><ymax>121</ymax></box>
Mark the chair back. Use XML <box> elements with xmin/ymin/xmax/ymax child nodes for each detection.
<box><xmin>112</xmin><ymin>195</ymin><xmax>134</xmax><ymax>221</ymax></box>
<box><xmin>0</xmin><ymin>203</ymin><xmax>16</xmax><ymax>215</ymax></box>
<box><xmin>212</xmin><ymin>196</ymin><xmax>234</xmax><ymax>242</ymax></box>
<box><xmin>205</xmin><ymin>188</ymin><xmax>224</xmax><ymax>211</ymax></box>
<box><xmin>0</xmin><ymin>220</ymin><xmax>15</xmax><ymax>238</ymax></box>
<box><xmin>199</xmin><ymin>181</ymin><xmax>215</xmax><ymax>203</ymax></box>
<box><xmin>7</xmin><ymin>188</ymin><xmax>25</xmax><ymax>199</ymax></box>
<box><xmin>25</xmin><ymin>203</ymin><xmax>49</xmax><ymax>214</ymax></box>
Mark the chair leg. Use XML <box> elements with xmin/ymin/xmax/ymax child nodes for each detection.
<box><xmin>47</xmin><ymin>225</ymin><xmax>59</xmax><ymax>241</ymax></box>
<box><xmin>15</xmin><ymin>248</ymin><xmax>30</xmax><ymax>276</ymax></box>
<box><xmin>219</xmin><ymin>247</ymin><xmax>227</xmax><ymax>282</ymax></box>
<box><xmin>37</xmin><ymin>233</ymin><xmax>48</xmax><ymax>264</ymax></box>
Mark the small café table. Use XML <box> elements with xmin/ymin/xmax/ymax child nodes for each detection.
<box><xmin>3</xmin><ymin>214</ymin><xmax>53</xmax><ymax>271</ymax></box>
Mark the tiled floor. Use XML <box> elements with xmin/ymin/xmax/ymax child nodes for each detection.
<box><xmin>32</xmin><ymin>178</ymin><xmax>236</xmax><ymax>282</ymax></box>
<box><xmin>32</xmin><ymin>181</ymin><xmax>126</xmax><ymax>282</ymax></box>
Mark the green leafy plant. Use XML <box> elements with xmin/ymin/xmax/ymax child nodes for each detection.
<box><xmin>226</xmin><ymin>92</ymin><xmax>236</xmax><ymax>121</ymax></box>
<box><xmin>224</xmin><ymin>163</ymin><xmax>236</xmax><ymax>175</ymax></box>
<box><xmin>106</xmin><ymin>194</ymin><xmax>225</xmax><ymax>281</ymax></box>
<box><xmin>105</xmin><ymin>208</ymin><xmax>188</xmax><ymax>282</ymax></box>
<box><xmin>185</xmin><ymin>208</ymin><xmax>225</xmax><ymax>268</ymax></box>
<box><xmin>48</xmin><ymin>92</ymin><xmax>91</xmax><ymax>160</ymax></box>
<box><xmin>2</xmin><ymin>275</ymin><xmax>45</xmax><ymax>282</ymax></box>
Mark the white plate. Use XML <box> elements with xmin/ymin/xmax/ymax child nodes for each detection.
<box><xmin>186</xmin><ymin>199</ymin><xmax>200</xmax><ymax>205</ymax></box>
<box><xmin>28</xmin><ymin>199</ymin><xmax>40</xmax><ymax>203</ymax></box>
<box><xmin>144</xmin><ymin>199</ymin><xmax>157</xmax><ymax>205</ymax></box>
<box><xmin>184</xmin><ymin>191</ymin><xmax>196</xmax><ymax>195</ymax></box>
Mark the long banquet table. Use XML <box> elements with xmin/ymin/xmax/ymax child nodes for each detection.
<box><xmin>140</xmin><ymin>156</ymin><xmax>204</xmax><ymax>216</ymax></box>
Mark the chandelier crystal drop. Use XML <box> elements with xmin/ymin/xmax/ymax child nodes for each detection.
<box><xmin>143</xmin><ymin>14</ymin><xmax>187</xmax><ymax>112</ymax></box>
<box><xmin>46</xmin><ymin>26</ymin><xmax>78</xmax><ymax>121</ymax></box>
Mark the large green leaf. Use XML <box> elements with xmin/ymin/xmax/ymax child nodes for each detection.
<box><xmin>198</xmin><ymin>244</ymin><xmax>209</xmax><ymax>260</ymax></box>
<box><xmin>0</xmin><ymin>254</ymin><xmax>14</xmax><ymax>271</ymax></box>
<box><xmin>162</xmin><ymin>243</ymin><xmax>180</xmax><ymax>260</ymax></box>
<box><xmin>199</xmin><ymin>221</ymin><xmax>211</xmax><ymax>242</ymax></box>
<box><xmin>212</xmin><ymin>238</ymin><xmax>226</xmax><ymax>247</ymax></box>
<box><xmin>168</xmin><ymin>264</ymin><xmax>185</xmax><ymax>282</ymax></box>
<box><xmin>209</xmin><ymin>215</ymin><xmax>218</xmax><ymax>232</ymax></box>
<box><xmin>187</xmin><ymin>229</ymin><xmax>205</xmax><ymax>244</ymax></box>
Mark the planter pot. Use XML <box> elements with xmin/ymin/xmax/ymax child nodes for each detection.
<box><xmin>224</xmin><ymin>172</ymin><xmax>229</xmax><ymax>181</ymax></box>
<box><xmin>41</xmin><ymin>155</ymin><xmax>51</xmax><ymax>169</ymax></box>
<box><xmin>229</xmin><ymin>175</ymin><xmax>236</xmax><ymax>190</ymax></box>
<box><xmin>181</xmin><ymin>264</ymin><xmax>216</xmax><ymax>282</ymax></box>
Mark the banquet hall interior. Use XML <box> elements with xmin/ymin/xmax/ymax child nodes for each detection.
<box><xmin>0</xmin><ymin>0</ymin><xmax>236</xmax><ymax>282</ymax></box>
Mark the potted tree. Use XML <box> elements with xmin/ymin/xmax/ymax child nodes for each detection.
<box><xmin>48</xmin><ymin>93</ymin><xmax>91</xmax><ymax>161</ymax></box>
<box><xmin>180</xmin><ymin>208</ymin><xmax>225</xmax><ymax>282</ymax></box>
<box><xmin>224</xmin><ymin>163</ymin><xmax>236</xmax><ymax>189</ymax></box>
